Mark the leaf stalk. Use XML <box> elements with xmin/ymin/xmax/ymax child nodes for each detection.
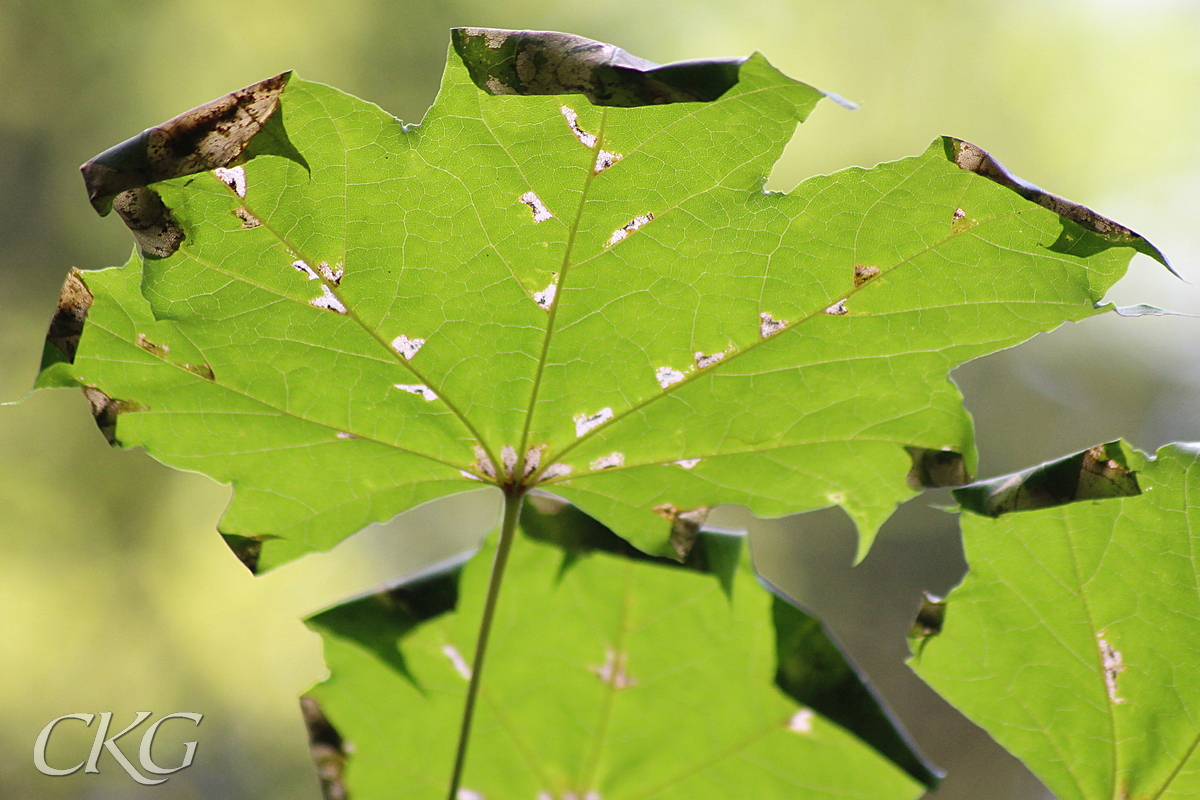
<box><xmin>446</xmin><ymin>486</ymin><xmax>525</xmax><ymax>799</ymax></box>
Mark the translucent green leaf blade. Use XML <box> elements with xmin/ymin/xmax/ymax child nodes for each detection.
<box><xmin>913</xmin><ymin>442</ymin><xmax>1200</xmax><ymax>800</ymax></box>
<box><xmin>306</xmin><ymin>518</ymin><xmax>926</xmax><ymax>799</ymax></box>
<box><xmin>48</xmin><ymin>31</ymin><xmax>1159</xmax><ymax>568</ymax></box>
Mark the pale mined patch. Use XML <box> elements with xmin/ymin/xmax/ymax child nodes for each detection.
<box><xmin>485</xmin><ymin>76</ymin><xmax>513</xmax><ymax>95</ymax></box>
<box><xmin>560</xmin><ymin>105</ymin><xmax>597</xmax><ymax>148</ymax></box>
<box><xmin>473</xmin><ymin>445</ymin><xmax>496</xmax><ymax>479</ymax></box>
<box><xmin>234</xmin><ymin>207</ymin><xmax>261</xmax><ymax>228</ymax></box>
<box><xmin>575</xmin><ymin>407</ymin><xmax>613</xmax><ymax>437</ymax></box>
<box><xmin>456</xmin><ymin>790</ymin><xmax>484</xmax><ymax>800</ymax></box>
<box><xmin>213</xmin><ymin>165</ymin><xmax>247</xmax><ymax>197</ymax></box>
<box><xmin>1097</xmin><ymin>632</ymin><xmax>1127</xmax><ymax>704</ymax></box>
<box><xmin>393</xmin><ymin>383</ymin><xmax>438</xmax><ymax>401</ymax></box>
<box><xmin>853</xmin><ymin>264</ymin><xmax>880</xmax><ymax>287</ymax></box>
<box><xmin>534</xmin><ymin>278</ymin><xmax>558</xmax><ymax>310</ymax></box>
<box><xmin>824</xmin><ymin>300</ymin><xmax>848</xmax><ymax>316</ymax></box>
<box><xmin>674</xmin><ymin>458</ymin><xmax>701</xmax><ymax>469</ymax></box>
<box><xmin>310</xmin><ymin>285</ymin><xmax>347</xmax><ymax>314</ymax></box>
<box><xmin>788</xmin><ymin>708</ymin><xmax>815</xmax><ymax>733</ymax></box>
<box><xmin>541</xmin><ymin>462</ymin><xmax>573</xmax><ymax>480</ymax></box>
<box><xmin>694</xmin><ymin>349</ymin><xmax>730</xmax><ymax>369</ymax></box>
<box><xmin>591</xmin><ymin>648</ymin><xmax>636</xmax><ymax>689</ymax></box>
<box><xmin>443</xmin><ymin>644</ymin><xmax>472</xmax><ymax>680</ymax></box>
<box><xmin>459</xmin><ymin>470</ymin><xmax>484</xmax><ymax>482</ymax></box>
<box><xmin>135</xmin><ymin>333</ymin><xmax>169</xmax><ymax>357</ymax></box>
<box><xmin>760</xmin><ymin>312</ymin><xmax>787</xmax><ymax>338</ymax></box>
<box><xmin>655</xmin><ymin>366</ymin><xmax>685</xmax><ymax>388</ymax></box>
<box><xmin>594</xmin><ymin>150</ymin><xmax>622</xmax><ymax>173</ymax></box>
<box><xmin>390</xmin><ymin>335</ymin><xmax>425</xmax><ymax>360</ymax></box>
<box><xmin>336</xmin><ymin>431</ymin><xmax>357</xmax><ymax>440</ymax></box>
<box><xmin>589</xmin><ymin>452</ymin><xmax>624</xmax><ymax>471</ymax></box>
<box><xmin>520</xmin><ymin>191</ymin><xmax>553</xmax><ymax>223</ymax></box>
<box><xmin>606</xmin><ymin>213</ymin><xmax>653</xmax><ymax>247</ymax></box>
<box><xmin>523</xmin><ymin>445</ymin><xmax>545</xmax><ymax>477</ymax></box>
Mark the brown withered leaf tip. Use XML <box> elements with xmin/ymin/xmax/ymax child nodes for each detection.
<box><xmin>946</xmin><ymin>137</ymin><xmax>1172</xmax><ymax>271</ymax></box>
<box><xmin>905</xmin><ymin>446</ymin><xmax>970</xmax><ymax>489</ymax></box>
<box><xmin>300</xmin><ymin>695</ymin><xmax>349</xmax><ymax>800</ymax></box>
<box><xmin>82</xmin><ymin>387</ymin><xmax>146</xmax><ymax>445</ymax></box>
<box><xmin>82</xmin><ymin>73</ymin><xmax>290</xmax><ymax>215</ymax></box>
<box><xmin>47</xmin><ymin>268</ymin><xmax>93</xmax><ymax>363</ymax></box>
<box><xmin>654</xmin><ymin>503</ymin><xmax>712</xmax><ymax>560</ymax></box>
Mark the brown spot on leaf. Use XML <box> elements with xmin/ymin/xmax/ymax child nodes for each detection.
<box><xmin>82</xmin><ymin>73</ymin><xmax>290</xmax><ymax>215</ymax></box>
<box><xmin>905</xmin><ymin>446</ymin><xmax>970</xmax><ymax>489</ymax></box>
<box><xmin>300</xmin><ymin>695</ymin><xmax>349</xmax><ymax>800</ymax></box>
<box><xmin>46</xmin><ymin>269</ymin><xmax>93</xmax><ymax>363</ymax></box>
<box><xmin>135</xmin><ymin>333</ymin><xmax>170</xmax><ymax>358</ymax></box>
<box><xmin>853</xmin><ymin>264</ymin><xmax>880</xmax><ymax>287</ymax></box>
<box><xmin>111</xmin><ymin>187</ymin><xmax>185</xmax><ymax>257</ymax></box>
<box><xmin>950</xmin><ymin>207</ymin><xmax>977</xmax><ymax>233</ymax></box>
<box><xmin>82</xmin><ymin>387</ymin><xmax>146</xmax><ymax>445</ymax></box>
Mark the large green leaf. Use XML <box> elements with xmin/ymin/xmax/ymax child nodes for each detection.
<box><xmin>913</xmin><ymin>442</ymin><xmax>1200</xmax><ymax>800</ymax></box>
<box><xmin>304</xmin><ymin>495</ymin><xmax>931</xmax><ymax>799</ymax></box>
<box><xmin>43</xmin><ymin>28</ymin><xmax>1162</xmax><ymax>570</ymax></box>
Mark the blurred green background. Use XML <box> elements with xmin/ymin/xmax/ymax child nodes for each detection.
<box><xmin>2</xmin><ymin>1</ymin><xmax>1198</xmax><ymax>798</ymax></box>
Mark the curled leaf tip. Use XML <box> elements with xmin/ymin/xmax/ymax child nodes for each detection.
<box><xmin>451</xmin><ymin>28</ymin><xmax>746</xmax><ymax>107</ymax></box>
<box><xmin>942</xmin><ymin>136</ymin><xmax>1173</xmax><ymax>272</ymax></box>
<box><xmin>81</xmin><ymin>72</ymin><xmax>292</xmax><ymax>216</ymax></box>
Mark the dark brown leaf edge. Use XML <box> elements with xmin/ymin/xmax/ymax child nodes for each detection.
<box><xmin>300</xmin><ymin>695</ymin><xmax>349</xmax><ymax>800</ymax></box>
<box><xmin>942</xmin><ymin>137</ymin><xmax>1174</xmax><ymax>273</ymax></box>
<box><xmin>452</xmin><ymin>27</ymin><xmax>855</xmax><ymax>110</ymax></box>
<box><xmin>304</xmin><ymin>495</ymin><xmax>941</xmax><ymax>790</ymax></box>
<box><xmin>953</xmin><ymin>440</ymin><xmax>1142</xmax><ymax>518</ymax></box>
<box><xmin>80</xmin><ymin>72</ymin><xmax>307</xmax><ymax>258</ymax></box>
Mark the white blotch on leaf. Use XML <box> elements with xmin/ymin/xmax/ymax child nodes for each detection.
<box><xmin>213</xmin><ymin>165</ymin><xmax>247</xmax><ymax>197</ymax></box>
<box><xmin>1098</xmin><ymin>632</ymin><xmax>1126</xmax><ymax>704</ymax></box>
<box><xmin>293</xmin><ymin>259</ymin><xmax>320</xmax><ymax>280</ymax></box>
<box><xmin>524</xmin><ymin>445</ymin><xmax>545</xmax><ymax>477</ymax></box>
<box><xmin>560</xmin><ymin>105</ymin><xmax>597</xmax><ymax>148</ymax></box>
<box><xmin>606</xmin><ymin>213</ymin><xmax>653</xmax><ymax>247</ymax></box>
<box><xmin>541</xmin><ymin>462</ymin><xmax>573</xmax><ymax>480</ymax></box>
<box><xmin>824</xmin><ymin>300</ymin><xmax>848</xmax><ymax>316</ymax></box>
<box><xmin>318</xmin><ymin>262</ymin><xmax>343</xmax><ymax>285</ymax></box>
<box><xmin>473</xmin><ymin>446</ymin><xmax>496</xmax><ymax>479</ymax></box>
<box><xmin>520</xmin><ymin>191</ymin><xmax>553</xmax><ymax>223</ymax></box>
<box><xmin>575</xmin><ymin>407</ymin><xmax>613</xmax><ymax>437</ymax></box>
<box><xmin>501</xmin><ymin>446</ymin><xmax>518</xmax><ymax>478</ymax></box>
<box><xmin>534</xmin><ymin>277</ymin><xmax>558</xmax><ymax>310</ymax></box>
<box><xmin>443</xmin><ymin>644</ymin><xmax>472</xmax><ymax>680</ymax></box>
<box><xmin>394</xmin><ymin>383</ymin><xmax>438</xmax><ymax>401</ymax></box>
<box><xmin>594</xmin><ymin>150</ymin><xmax>622</xmax><ymax>173</ymax></box>
<box><xmin>655</xmin><ymin>366</ymin><xmax>685</xmax><ymax>388</ymax></box>
<box><xmin>390</xmin><ymin>335</ymin><xmax>425</xmax><ymax>360</ymax></box>
<box><xmin>336</xmin><ymin>431</ymin><xmax>357</xmax><ymax>440</ymax></box>
<box><xmin>456</xmin><ymin>790</ymin><xmax>484</xmax><ymax>800</ymax></box>
<box><xmin>589</xmin><ymin>452</ymin><xmax>624</xmax><ymax>471</ymax></box>
<box><xmin>591</xmin><ymin>648</ymin><xmax>636</xmax><ymax>689</ymax></box>
<box><xmin>460</xmin><ymin>470</ymin><xmax>484</xmax><ymax>482</ymax></box>
<box><xmin>788</xmin><ymin>709</ymin><xmax>814</xmax><ymax>733</ymax></box>
<box><xmin>760</xmin><ymin>312</ymin><xmax>787</xmax><ymax>338</ymax></box>
<box><xmin>953</xmin><ymin>208</ymin><xmax>966</xmax><ymax>221</ymax></box>
<box><xmin>310</xmin><ymin>285</ymin><xmax>347</xmax><ymax>314</ymax></box>
<box><xmin>674</xmin><ymin>458</ymin><xmax>701</xmax><ymax>469</ymax></box>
